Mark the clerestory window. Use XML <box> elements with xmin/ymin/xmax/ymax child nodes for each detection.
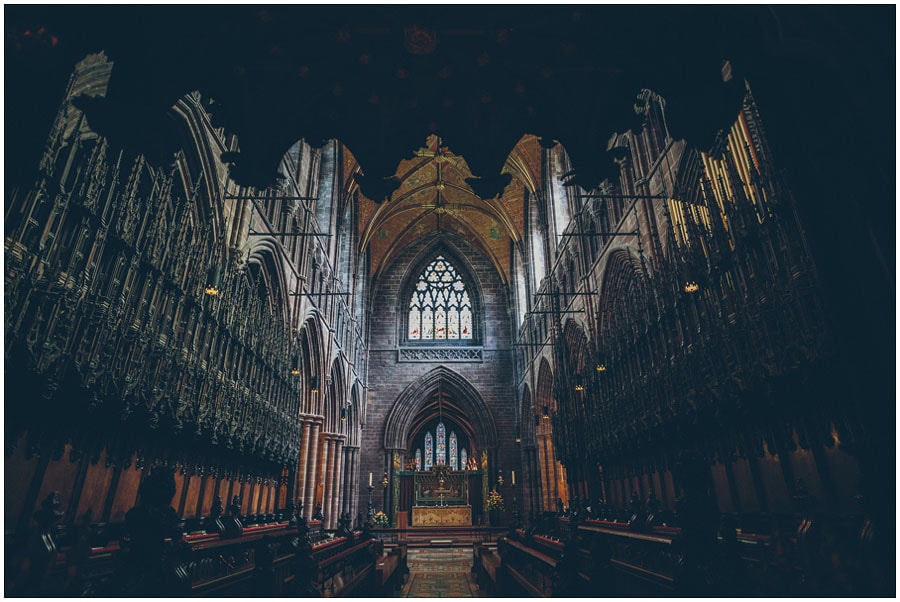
<box><xmin>406</xmin><ymin>255</ymin><xmax>474</xmax><ymax>343</ymax></box>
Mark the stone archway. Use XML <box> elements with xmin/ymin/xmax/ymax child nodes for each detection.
<box><xmin>383</xmin><ymin>366</ymin><xmax>498</xmax><ymax>455</ymax></box>
<box><xmin>382</xmin><ymin>366</ymin><xmax>499</xmax><ymax>526</ymax></box>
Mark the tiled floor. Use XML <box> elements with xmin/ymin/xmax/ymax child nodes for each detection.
<box><xmin>398</xmin><ymin>548</ymin><xmax>479</xmax><ymax>597</ymax></box>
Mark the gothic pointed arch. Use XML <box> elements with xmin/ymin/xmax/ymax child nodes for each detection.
<box><xmin>597</xmin><ymin>248</ymin><xmax>646</xmax><ymax>338</ymax></box>
<box><xmin>244</xmin><ymin>241</ymin><xmax>288</xmax><ymax>324</ymax></box>
<box><xmin>397</xmin><ymin>240</ymin><xmax>483</xmax><ymax>345</ymax></box>
<box><xmin>382</xmin><ymin>366</ymin><xmax>498</xmax><ymax>452</ymax></box>
<box><xmin>536</xmin><ymin>357</ymin><xmax>556</xmax><ymax>416</ymax></box>
<box><xmin>299</xmin><ymin>316</ymin><xmax>324</xmax><ymax>415</ymax></box>
<box><xmin>347</xmin><ymin>381</ymin><xmax>362</xmax><ymax>446</ymax></box>
<box><xmin>521</xmin><ymin>384</ymin><xmax>535</xmax><ymax>446</ymax></box>
<box><xmin>171</xmin><ymin>93</ymin><xmax>227</xmax><ymax>241</ymax></box>
<box><xmin>562</xmin><ymin>318</ymin><xmax>591</xmax><ymax>380</ymax></box>
<box><xmin>535</xmin><ymin>356</ymin><xmax>567</xmax><ymax>510</ymax></box>
<box><xmin>326</xmin><ymin>357</ymin><xmax>345</xmax><ymax>433</ymax></box>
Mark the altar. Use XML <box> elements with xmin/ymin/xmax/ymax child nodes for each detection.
<box><xmin>412</xmin><ymin>505</ymin><xmax>472</xmax><ymax>526</ymax></box>
<box><xmin>395</xmin><ymin>467</ymin><xmax>485</xmax><ymax>527</ymax></box>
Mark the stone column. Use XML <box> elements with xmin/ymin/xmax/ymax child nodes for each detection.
<box><xmin>315</xmin><ymin>433</ymin><xmax>331</xmax><ymax>529</ymax></box>
<box><xmin>541</xmin><ymin>435</ymin><xmax>553</xmax><ymax>511</ymax></box>
<box><xmin>522</xmin><ymin>446</ymin><xmax>537</xmax><ymax>519</ymax></box>
<box><xmin>324</xmin><ymin>436</ymin><xmax>337</xmax><ymax>529</ymax></box>
<box><xmin>297</xmin><ymin>417</ymin><xmax>313</xmax><ymax>510</ymax></box>
<box><xmin>537</xmin><ymin>437</ymin><xmax>546</xmax><ymax>511</ymax></box>
<box><xmin>330</xmin><ymin>436</ymin><xmax>344</xmax><ymax>526</ymax></box>
<box><xmin>347</xmin><ymin>447</ymin><xmax>360</xmax><ymax>519</ymax></box>
<box><xmin>340</xmin><ymin>447</ymin><xmax>349</xmax><ymax>516</ymax></box>
<box><xmin>304</xmin><ymin>419</ymin><xmax>322</xmax><ymax>518</ymax></box>
<box><xmin>549</xmin><ymin>437</ymin><xmax>560</xmax><ymax>507</ymax></box>
<box><xmin>341</xmin><ymin>446</ymin><xmax>356</xmax><ymax>516</ymax></box>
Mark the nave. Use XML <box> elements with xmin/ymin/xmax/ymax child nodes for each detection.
<box><xmin>5</xmin><ymin>7</ymin><xmax>893</xmax><ymax>598</ymax></box>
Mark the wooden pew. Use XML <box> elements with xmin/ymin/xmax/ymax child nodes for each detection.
<box><xmin>495</xmin><ymin>519</ymin><xmax>680</xmax><ymax>597</ymax></box>
<box><xmin>313</xmin><ymin>535</ymin><xmax>375</xmax><ymax>597</ymax></box>
<box><xmin>577</xmin><ymin>520</ymin><xmax>678</xmax><ymax>595</ymax></box>
<box><xmin>498</xmin><ymin>537</ymin><xmax>556</xmax><ymax>597</ymax></box>
<box><xmin>375</xmin><ymin>542</ymin><xmax>407</xmax><ymax>594</ymax></box>
<box><xmin>472</xmin><ymin>542</ymin><xmax>501</xmax><ymax>594</ymax></box>
<box><xmin>8</xmin><ymin>515</ymin><xmax>396</xmax><ymax>598</ymax></box>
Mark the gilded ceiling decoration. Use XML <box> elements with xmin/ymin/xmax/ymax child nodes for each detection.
<box><xmin>359</xmin><ymin>134</ymin><xmax>542</xmax><ymax>282</ymax></box>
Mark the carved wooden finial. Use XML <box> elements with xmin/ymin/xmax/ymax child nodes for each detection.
<box><xmin>34</xmin><ymin>492</ymin><xmax>64</xmax><ymax>532</ymax></box>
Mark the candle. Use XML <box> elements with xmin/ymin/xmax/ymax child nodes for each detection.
<box><xmin>369</xmin><ymin>472</ymin><xmax>373</xmax><ymax>487</ymax></box>
<box><xmin>512</xmin><ymin>470</ymin><xmax>516</xmax><ymax>485</ymax></box>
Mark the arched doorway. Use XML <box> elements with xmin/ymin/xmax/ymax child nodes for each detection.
<box><xmin>382</xmin><ymin>367</ymin><xmax>499</xmax><ymax>526</ymax></box>
<box><xmin>536</xmin><ymin>358</ymin><xmax>568</xmax><ymax>513</ymax></box>
<box><xmin>405</xmin><ymin>387</ymin><xmax>476</xmax><ymax>472</ymax></box>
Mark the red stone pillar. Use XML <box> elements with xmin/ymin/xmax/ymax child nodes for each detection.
<box><xmin>304</xmin><ymin>419</ymin><xmax>322</xmax><ymax>518</ymax></box>
<box><xmin>296</xmin><ymin>417</ymin><xmax>313</xmax><ymax>510</ymax></box>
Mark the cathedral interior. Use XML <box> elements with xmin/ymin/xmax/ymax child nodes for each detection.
<box><xmin>4</xmin><ymin>6</ymin><xmax>895</xmax><ymax>597</ymax></box>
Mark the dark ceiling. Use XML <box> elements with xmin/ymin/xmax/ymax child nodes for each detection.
<box><xmin>6</xmin><ymin>6</ymin><xmax>893</xmax><ymax>205</ymax></box>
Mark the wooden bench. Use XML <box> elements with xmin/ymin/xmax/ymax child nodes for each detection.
<box><xmin>375</xmin><ymin>543</ymin><xmax>407</xmax><ymax>594</ymax></box>
<box><xmin>313</xmin><ymin>536</ymin><xmax>375</xmax><ymax>597</ymax></box>
<box><xmin>472</xmin><ymin>542</ymin><xmax>500</xmax><ymax>594</ymax></box>
<box><xmin>577</xmin><ymin>521</ymin><xmax>678</xmax><ymax>595</ymax></box>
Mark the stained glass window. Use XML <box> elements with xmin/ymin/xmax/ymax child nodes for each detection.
<box><xmin>436</xmin><ymin>422</ymin><xmax>446</xmax><ymax>465</ymax></box>
<box><xmin>407</xmin><ymin>255</ymin><xmax>473</xmax><ymax>341</ymax></box>
<box><xmin>415</xmin><ymin>448</ymin><xmax>422</xmax><ymax>472</ymax></box>
<box><xmin>449</xmin><ymin>431</ymin><xmax>458</xmax><ymax>469</ymax></box>
<box><xmin>424</xmin><ymin>432</ymin><xmax>433</xmax><ymax>471</ymax></box>
<box><xmin>461</xmin><ymin>448</ymin><xmax>468</xmax><ymax>471</ymax></box>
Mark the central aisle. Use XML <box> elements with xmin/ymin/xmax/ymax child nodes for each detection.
<box><xmin>398</xmin><ymin>547</ymin><xmax>480</xmax><ymax>597</ymax></box>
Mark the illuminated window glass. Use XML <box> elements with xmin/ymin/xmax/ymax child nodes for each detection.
<box><xmin>436</xmin><ymin>422</ymin><xmax>446</xmax><ymax>465</ymax></box>
<box><xmin>415</xmin><ymin>448</ymin><xmax>422</xmax><ymax>471</ymax></box>
<box><xmin>424</xmin><ymin>432</ymin><xmax>433</xmax><ymax>471</ymax></box>
<box><xmin>407</xmin><ymin>256</ymin><xmax>473</xmax><ymax>341</ymax></box>
<box><xmin>460</xmin><ymin>448</ymin><xmax>468</xmax><ymax>470</ymax></box>
<box><xmin>449</xmin><ymin>431</ymin><xmax>458</xmax><ymax>469</ymax></box>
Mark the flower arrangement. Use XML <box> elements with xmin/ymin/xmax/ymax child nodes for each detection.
<box><xmin>373</xmin><ymin>511</ymin><xmax>390</xmax><ymax>527</ymax></box>
<box><xmin>484</xmin><ymin>489</ymin><xmax>505</xmax><ymax>512</ymax></box>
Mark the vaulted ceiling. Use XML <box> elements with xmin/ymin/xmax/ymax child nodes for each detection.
<box><xmin>356</xmin><ymin>134</ymin><xmax>540</xmax><ymax>282</ymax></box>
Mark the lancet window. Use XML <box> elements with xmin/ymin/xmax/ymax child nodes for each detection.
<box><xmin>436</xmin><ymin>422</ymin><xmax>446</xmax><ymax>465</ymax></box>
<box><xmin>449</xmin><ymin>431</ymin><xmax>458</xmax><ymax>469</ymax></box>
<box><xmin>424</xmin><ymin>432</ymin><xmax>433</xmax><ymax>471</ymax></box>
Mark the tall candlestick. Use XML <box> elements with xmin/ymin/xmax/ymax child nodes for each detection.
<box><xmin>369</xmin><ymin>472</ymin><xmax>373</xmax><ymax>487</ymax></box>
<box><xmin>512</xmin><ymin>470</ymin><xmax>516</xmax><ymax>485</ymax></box>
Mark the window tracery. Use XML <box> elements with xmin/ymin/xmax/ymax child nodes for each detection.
<box><xmin>407</xmin><ymin>255</ymin><xmax>473</xmax><ymax>342</ymax></box>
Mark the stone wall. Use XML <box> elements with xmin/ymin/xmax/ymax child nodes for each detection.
<box><xmin>362</xmin><ymin>232</ymin><xmax>518</xmax><ymax>514</ymax></box>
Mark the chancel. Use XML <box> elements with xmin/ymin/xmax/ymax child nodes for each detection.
<box><xmin>4</xmin><ymin>5</ymin><xmax>894</xmax><ymax>598</ymax></box>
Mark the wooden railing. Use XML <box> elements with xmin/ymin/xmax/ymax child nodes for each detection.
<box><xmin>495</xmin><ymin>511</ymin><xmax>890</xmax><ymax>597</ymax></box>
<box><xmin>370</xmin><ymin>524</ymin><xmax>506</xmax><ymax>544</ymax></box>
<box><xmin>577</xmin><ymin>520</ymin><xmax>679</xmax><ymax>595</ymax></box>
<box><xmin>491</xmin><ymin>521</ymin><xmax>678</xmax><ymax>597</ymax></box>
